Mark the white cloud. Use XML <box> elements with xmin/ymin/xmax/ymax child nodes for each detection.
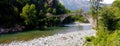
<box><xmin>87</xmin><ymin>0</ymin><xmax>115</xmax><ymax>4</ymax></box>
<box><xmin>102</xmin><ymin>0</ymin><xmax>115</xmax><ymax>4</ymax></box>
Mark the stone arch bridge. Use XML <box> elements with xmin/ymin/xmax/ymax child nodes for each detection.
<box><xmin>47</xmin><ymin>13</ymin><xmax>96</xmax><ymax>27</ymax></box>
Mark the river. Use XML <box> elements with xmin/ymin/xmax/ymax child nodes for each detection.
<box><xmin>55</xmin><ymin>22</ymin><xmax>92</xmax><ymax>34</ymax></box>
<box><xmin>0</xmin><ymin>22</ymin><xmax>95</xmax><ymax>46</ymax></box>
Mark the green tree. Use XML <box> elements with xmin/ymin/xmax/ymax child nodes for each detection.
<box><xmin>112</xmin><ymin>0</ymin><xmax>120</xmax><ymax>8</ymax></box>
<box><xmin>0</xmin><ymin>0</ymin><xmax>23</xmax><ymax>27</ymax></box>
<box><xmin>20</xmin><ymin>4</ymin><xmax>37</xmax><ymax>25</ymax></box>
<box><xmin>90</xmin><ymin>0</ymin><xmax>103</xmax><ymax>29</ymax></box>
<box><xmin>99</xmin><ymin>6</ymin><xmax>120</xmax><ymax>31</ymax></box>
<box><xmin>52</xmin><ymin>2</ymin><xmax>70</xmax><ymax>15</ymax></box>
<box><xmin>97</xmin><ymin>0</ymin><xmax>120</xmax><ymax>30</ymax></box>
<box><xmin>52</xmin><ymin>8</ymin><xmax>56</xmax><ymax>14</ymax></box>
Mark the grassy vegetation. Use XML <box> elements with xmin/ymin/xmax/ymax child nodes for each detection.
<box><xmin>86</xmin><ymin>30</ymin><xmax>120</xmax><ymax>46</ymax></box>
<box><xmin>0</xmin><ymin>27</ymin><xmax>65</xmax><ymax>44</ymax></box>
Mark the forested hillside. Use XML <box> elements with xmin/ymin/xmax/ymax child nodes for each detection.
<box><xmin>0</xmin><ymin>0</ymin><xmax>70</xmax><ymax>34</ymax></box>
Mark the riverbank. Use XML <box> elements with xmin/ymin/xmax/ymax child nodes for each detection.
<box><xmin>0</xmin><ymin>27</ymin><xmax>67</xmax><ymax>44</ymax></box>
<box><xmin>0</xmin><ymin>29</ymin><xmax>96</xmax><ymax>46</ymax></box>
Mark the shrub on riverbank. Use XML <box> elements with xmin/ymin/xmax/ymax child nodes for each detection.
<box><xmin>86</xmin><ymin>30</ymin><xmax>120</xmax><ymax>46</ymax></box>
<box><xmin>98</xmin><ymin>6</ymin><xmax>120</xmax><ymax>31</ymax></box>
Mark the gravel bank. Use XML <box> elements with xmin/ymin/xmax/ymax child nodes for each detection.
<box><xmin>0</xmin><ymin>29</ymin><xmax>96</xmax><ymax>46</ymax></box>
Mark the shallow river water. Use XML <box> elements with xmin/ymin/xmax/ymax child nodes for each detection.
<box><xmin>0</xmin><ymin>22</ymin><xmax>95</xmax><ymax>46</ymax></box>
<box><xmin>55</xmin><ymin>23</ymin><xmax>92</xmax><ymax>34</ymax></box>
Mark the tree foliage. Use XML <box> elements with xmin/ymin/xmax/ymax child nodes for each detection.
<box><xmin>90</xmin><ymin>0</ymin><xmax>102</xmax><ymax>18</ymax></box>
<box><xmin>0</xmin><ymin>0</ymin><xmax>70</xmax><ymax>32</ymax></box>
<box><xmin>97</xmin><ymin>0</ymin><xmax>120</xmax><ymax>31</ymax></box>
<box><xmin>99</xmin><ymin>6</ymin><xmax>120</xmax><ymax>30</ymax></box>
<box><xmin>112</xmin><ymin>0</ymin><xmax>120</xmax><ymax>8</ymax></box>
<box><xmin>20</xmin><ymin>4</ymin><xmax>37</xmax><ymax>25</ymax></box>
<box><xmin>87</xmin><ymin>0</ymin><xmax>120</xmax><ymax>46</ymax></box>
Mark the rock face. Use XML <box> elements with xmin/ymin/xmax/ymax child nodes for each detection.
<box><xmin>0</xmin><ymin>29</ymin><xmax>96</xmax><ymax>46</ymax></box>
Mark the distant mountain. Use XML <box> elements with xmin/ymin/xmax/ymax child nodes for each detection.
<box><xmin>59</xmin><ymin>0</ymin><xmax>90</xmax><ymax>11</ymax></box>
<box><xmin>59</xmin><ymin>0</ymin><xmax>111</xmax><ymax>12</ymax></box>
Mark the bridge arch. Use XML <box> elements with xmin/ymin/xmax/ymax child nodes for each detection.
<box><xmin>49</xmin><ymin>13</ymin><xmax>96</xmax><ymax>27</ymax></box>
<box><xmin>61</xmin><ymin>15</ymin><xmax>74</xmax><ymax>24</ymax></box>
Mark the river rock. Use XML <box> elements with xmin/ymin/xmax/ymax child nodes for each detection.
<box><xmin>0</xmin><ymin>29</ymin><xmax>96</xmax><ymax>46</ymax></box>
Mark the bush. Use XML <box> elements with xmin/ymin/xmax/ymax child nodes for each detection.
<box><xmin>85</xmin><ymin>36</ymin><xmax>95</xmax><ymax>42</ymax></box>
<box><xmin>86</xmin><ymin>30</ymin><xmax>120</xmax><ymax>46</ymax></box>
<box><xmin>98</xmin><ymin>6</ymin><xmax>120</xmax><ymax>31</ymax></box>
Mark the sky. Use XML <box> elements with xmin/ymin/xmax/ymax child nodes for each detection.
<box><xmin>87</xmin><ymin>0</ymin><xmax>115</xmax><ymax>4</ymax></box>
<box><xmin>102</xmin><ymin>0</ymin><xmax>115</xmax><ymax>4</ymax></box>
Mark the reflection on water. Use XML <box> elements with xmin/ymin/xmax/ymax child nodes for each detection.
<box><xmin>80</xmin><ymin>25</ymin><xmax>92</xmax><ymax>30</ymax></box>
<box><xmin>56</xmin><ymin>23</ymin><xmax>92</xmax><ymax>34</ymax></box>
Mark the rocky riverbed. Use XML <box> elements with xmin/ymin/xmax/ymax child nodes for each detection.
<box><xmin>0</xmin><ymin>29</ymin><xmax>96</xmax><ymax>46</ymax></box>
